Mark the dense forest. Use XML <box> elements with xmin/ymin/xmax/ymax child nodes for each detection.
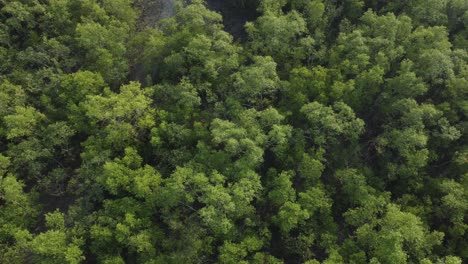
<box><xmin>0</xmin><ymin>0</ymin><xmax>467</xmax><ymax>263</ymax></box>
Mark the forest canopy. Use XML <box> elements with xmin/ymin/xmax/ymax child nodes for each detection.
<box><xmin>0</xmin><ymin>0</ymin><xmax>467</xmax><ymax>263</ymax></box>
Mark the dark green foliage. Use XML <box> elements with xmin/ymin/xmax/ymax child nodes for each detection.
<box><xmin>0</xmin><ymin>0</ymin><xmax>466</xmax><ymax>263</ymax></box>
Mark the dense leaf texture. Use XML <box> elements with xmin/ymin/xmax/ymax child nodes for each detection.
<box><xmin>0</xmin><ymin>0</ymin><xmax>466</xmax><ymax>263</ymax></box>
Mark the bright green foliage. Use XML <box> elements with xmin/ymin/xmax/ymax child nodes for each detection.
<box><xmin>440</xmin><ymin>178</ymin><xmax>468</xmax><ymax>234</ymax></box>
<box><xmin>28</xmin><ymin>212</ymin><xmax>84</xmax><ymax>264</ymax></box>
<box><xmin>42</xmin><ymin>71</ymin><xmax>106</xmax><ymax>123</ymax></box>
<box><xmin>89</xmin><ymin>197</ymin><xmax>162</xmax><ymax>262</ymax></box>
<box><xmin>274</xmin><ymin>201</ymin><xmax>310</xmax><ymax>233</ymax></box>
<box><xmin>232</xmin><ymin>56</ymin><xmax>280</xmax><ymax>105</ymax></box>
<box><xmin>139</xmin><ymin>0</ymin><xmax>240</xmax><ymax>97</ymax></box>
<box><xmin>337</xmin><ymin>169</ymin><xmax>446</xmax><ymax>263</ymax></box>
<box><xmin>81</xmin><ymin>81</ymin><xmax>155</xmax><ymax>152</ymax></box>
<box><xmin>102</xmin><ymin>0</ymin><xmax>138</xmax><ymax>25</ymax></box>
<box><xmin>301</xmin><ymin>101</ymin><xmax>364</xmax><ymax>146</ymax></box>
<box><xmin>437</xmin><ymin>176</ymin><xmax>468</xmax><ymax>258</ymax></box>
<box><xmin>298</xmin><ymin>152</ymin><xmax>324</xmax><ymax>185</ymax></box>
<box><xmin>353</xmin><ymin>204</ymin><xmax>444</xmax><ymax>264</ymax></box>
<box><xmin>268</xmin><ymin>171</ymin><xmax>296</xmax><ymax>206</ymax></box>
<box><xmin>0</xmin><ymin>162</ymin><xmax>82</xmax><ymax>263</ymax></box>
<box><xmin>3</xmin><ymin>106</ymin><xmax>44</xmax><ymax>140</ymax></box>
<box><xmin>74</xmin><ymin>2</ymin><xmax>134</xmax><ymax>84</ymax></box>
<box><xmin>218</xmin><ymin>236</ymin><xmax>272</xmax><ymax>264</ymax></box>
<box><xmin>0</xmin><ymin>81</ymin><xmax>26</xmax><ymax>118</ymax></box>
<box><xmin>76</xmin><ymin>21</ymin><xmax>129</xmax><ymax>83</ymax></box>
<box><xmin>246</xmin><ymin>9</ymin><xmax>312</xmax><ymax>73</ymax></box>
<box><xmin>101</xmin><ymin>147</ymin><xmax>161</xmax><ymax>199</ymax></box>
<box><xmin>0</xmin><ymin>169</ymin><xmax>38</xmax><ymax>247</ymax></box>
<box><xmin>160</xmin><ymin>166</ymin><xmax>262</xmax><ymax>236</ymax></box>
<box><xmin>377</xmin><ymin>99</ymin><xmax>460</xmax><ymax>193</ymax></box>
<box><xmin>0</xmin><ymin>0</ymin><xmax>466</xmax><ymax>263</ymax></box>
<box><xmin>282</xmin><ymin>66</ymin><xmax>329</xmax><ymax>108</ymax></box>
<box><xmin>406</xmin><ymin>26</ymin><xmax>454</xmax><ymax>85</ymax></box>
